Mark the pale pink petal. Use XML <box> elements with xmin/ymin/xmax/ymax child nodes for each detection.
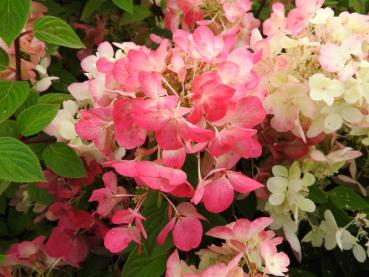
<box><xmin>226</xmin><ymin>171</ymin><xmax>264</xmax><ymax>193</ymax></box>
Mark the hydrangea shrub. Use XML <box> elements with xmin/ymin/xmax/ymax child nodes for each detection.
<box><xmin>1</xmin><ymin>0</ymin><xmax>369</xmax><ymax>276</ymax></box>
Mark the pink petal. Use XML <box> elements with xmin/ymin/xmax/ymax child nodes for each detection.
<box><xmin>203</xmin><ymin>176</ymin><xmax>234</xmax><ymax>213</ymax></box>
<box><xmin>162</xmin><ymin>148</ymin><xmax>186</xmax><ymax>169</ymax></box>
<box><xmin>104</xmin><ymin>227</ymin><xmax>140</xmax><ymax>253</ymax></box>
<box><xmin>103</xmin><ymin>160</ymin><xmax>138</xmax><ymax>178</ymax></box>
<box><xmin>173</xmin><ymin>217</ymin><xmax>202</xmax><ymax>251</ymax></box>
<box><xmin>111</xmin><ymin>209</ymin><xmax>136</xmax><ymax>225</ymax></box>
<box><xmin>113</xmin><ymin>99</ymin><xmax>147</xmax><ymax>149</ymax></box>
<box><xmin>138</xmin><ymin>71</ymin><xmax>166</xmax><ymax>98</ymax></box>
<box><xmin>166</xmin><ymin>250</ymin><xmax>182</xmax><ymax>277</ymax></box>
<box><xmin>226</xmin><ymin>171</ymin><xmax>264</xmax><ymax>194</ymax></box>
<box><xmin>157</xmin><ymin>217</ymin><xmax>176</xmax><ymax>245</ymax></box>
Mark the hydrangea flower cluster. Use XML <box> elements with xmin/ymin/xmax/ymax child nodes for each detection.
<box><xmin>36</xmin><ymin>3</ymin><xmax>288</xmax><ymax>275</ymax></box>
<box><xmin>5</xmin><ymin>0</ymin><xmax>369</xmax><ymax>276</ymax></box>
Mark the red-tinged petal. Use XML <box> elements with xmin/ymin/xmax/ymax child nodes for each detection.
<box><xmin>96</xmin><ymin>57</ymin><xmax>114</xmax><ymax>73</ymax></box>
<box><xmin>102</xmin><ymin>171</ymin><xmax>117</xmax><ymax>191</ymax></box>
<box><xmin>135</xmin><ymin>216</ymin><xmax>147</xmax><ymax>239</ymax></box>
<box><xmin>166</xmin><ymin>250</ymin><xmax>182</xmax><ymax>277</ymax></box>
<box><xmin>173</xmin><ymin>217</ymin><xmax>202</xmax><ymax>251</ymax></box>
<box><xmin>45</xmin><ymin>227</ymin><xmax>72</xmax><ymax>258</ymax></box>
<box><xmin>162</xmin><ymin>148</ymin><xmax>186</xmax><ymax>169</ymax></box>
<box><xmin>137</xmin><ymin>161</ymin><xmax>187</xmax><ymax>189</ymax></box>
<box><xmin>191</xmin><ymin>180</ymin><xmax>207</xmax><ymax>205</ymax></box>
<box><xmin>169</xmin><ymin>182</ymin><xmax>195</xmax><ymax>198</ymax></box>
<box><xmin>192</xmin><ymin>26</ymin><xmax>223</xmax><ymax>60</ymax></box>
<box><xmin>113</xmin><ymin>58</ymin><xmax>130</xmax><ymax>85</ymax></box>
<box><xmin>230</xmin><ymin>96</ymin><xmax>266</xmax><ymax>128</ymax></box>
<box><xmin>177</xmin><ymin>202</ymin><xmax>205</xmax><ymax>220</ymax></box>
<box><xmin>203</xmin><ymin>176</ymin><xmax>234</xmax><ymax>213</ymax></box>
<box><xmin>156</xmin><ymin>119</ymin><xmax>183</xmax><ymax>150</ymax></box>
<box><xmin>157</xmin><ymin>218</ymin><xmax>176</xmax><ymax>245</ymax></box>
<box><xmin>113</xmin><ymin>99</ymin><xmax>147</xmax><ymax>149</ymax></box>
<box><xmin>206</xmin><ymin>225</ymin><xmax>234</xmax><ymax>240</ymax></box>
<box><xmin>138</xmin><ymin>71</ymin><xmax>166</xmax><ymax>98</ymax></box>
<box><xmin>131</xmin><ymin>99</ymin><xmax>169</xmax><ymax>130</ymax></box>
<box><xmin>111</xmin><ymin>209</ymin><xmax>136</xmax><ymax>225</ymax></box>
<box><xmin>191</xmin><ymin>73</ymin><xmax>221</xmax><ymax>97</ymax></box>
<box><xmin>103</xmin><ymin>160</ymin><xmax>138</xmax><ymax>178</ymax></box>
<box><xmin>178</xmin><ymin>119</ymin><xmax>214</xmax><ymax>143</ymax></box>
<box><xmin>226</xmin><ymin>171</ymin><xmax>264</xmax><ymax>194</ymax></box>
<box><xmin>127</xmin><ymin>50</ymin><xmax>152</xmax><ymax>72</ymax></box>
<box><xmin>104</xmin><ymin>227</ymin><xmax>140</xmax><ymax>253</ymax></box>
<box><xmin>208</xmin><ymin>127</ymin><xmax>257</xmax><ymax>157</ymax></box>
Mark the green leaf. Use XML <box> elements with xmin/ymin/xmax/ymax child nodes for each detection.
<box><xmin>28</xmin><ymin>143</ymin><xmax>48</xmax><ymax>160</ymax></box>
<box><xmin>7</xmin><ymin>208</ymin><xmax>32</xmax><ymax>235</ymax></box>
<box><xmin>0</xmin><ymin>254</ymin><xmax>5</xmax><ymax>266</ymax></box>
<box><xmin>309</xmin><ymin>186</ymin><xmax>328</xmax><ymax>204</ymax></box>
<box><xmin>120</xmin><ymin>5</ymin><xmax>151</xmax><ymax>25</ymax></box>
<box><xmin>0</xmin><ymin>120</ymin><xmax>17</xmax><ymax>137</ymax></box>
<box><xmin>81</xmin><ymin>0</ymin><xmax>107</xmax><ymax>21</ymax></box>
<box><xmin>113</xmin><ymin>0</ymin><xmax>133</xmax><ymax>13</ymax></box>
<box><xmin>0</xmin><ymin>48</ymin><xmax>9</xmax><ymax>71</ymax></box>
<box><xmin>33</xmin><ymin>16</ymin><xmax>85</xmax><ymax>49</ymax></box>
<box><xmin>121</xmin><ymin>249</ymin><xmax>168</xmax><ymax>277</ymax></box>
<box><xmin>328</xmin><ymin>186</ymin><xmax>369</xmax><ymax>211</ymax></box>
<box><xmin>349</xmin><ymin>0</ymin><xmax>365</xmax><ymax>12</ymax></box>
<box><xmin>0</xmin><ymin>0</ymin><xmax>31</xmax><ymax>45</ymax></box>
<box><xmin>0</xmin><ymin>137</ymin><xmax>45</xmax><ymax>182</ymax></box>
<box><xmin>38</xmin><ymin>93</ymin><xmax>73</xmax><ymax>105</ymax></box>
<box><xmin>141</xmin><ymin>192</ymin><xmax>173</xmax><ymax>255</ymax></box>
<box><xmin>0</xmin><ymin>81</ymin><xmax>30</xmax><ymax>124</ymax></box>
<box><xmin>17</xmin><ymin>104</ymin><xmax>59</xmax><ymax>136</ymax></box>
<box><xmin>182</xmin><ymin>155</ymin><xmax>198</xmax><ymax>187</ymax></box>
<box><xmin>0</xmin><ymin>180</ymin><xmax>10</xmax><ymax>196</ymax></box>
<box><xmin>42</xmin><ymin>142</ymin><xmax>86</xmax><ymax>178</ymax></box>
<box><xmin>27</xmin><ymin>183</ymin><xmax>54</xmax><ymax>205</ymax></box>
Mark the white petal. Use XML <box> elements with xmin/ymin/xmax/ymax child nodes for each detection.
<box><xmin>324</xmin><ymin>113</ymin><xmax>343</xmax><ymax>132</ymax></box>
<box><xmin>272</xmin><ymin>165</ymin><xmax>289</xmax><ymax>177</ymax></box>
<box><xmin>267</xmin><ymin>177</ymin><xmax>288</xmax><ymax>193</ymax></box>
<box><xmin>289</xmin><ymin>161</ymin><xmax>301</xmax><ymax>180</ymax></box>
<box><xmin>59</xmin><ymin>120</ymin><xmax>77</xmax><ymax>140</ymax></box>
<box><xmin>353</xmin><ymin>244</ymin><xmax>366</xmax><ymax>263</ymax></box>
<box><xmin>269</xmin><ymin>193</ymin><xmax>285</xmax><ymax>206</ymax></box>
<box><xmin>298</xmin><ymin>197</ymin><xmax>316</xmax><ymax>213</ymax></box>
<box><xmin>341</xmin><ymin>107</ymin><xmax>363</xmax><ymax>123</ymax></box>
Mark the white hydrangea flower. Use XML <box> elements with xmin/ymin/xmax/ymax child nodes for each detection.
<box><xmin>309</xmin><ymin>210</ymin><xmax>367</xmax><ymax>263</ymax></box>
<box><xmin>310</xmin><ymin>7</ymin><xmax>334</xmax><ymax>25</ymax></box>
<box><xmin>307</xmin><ymin>102</ymin><xmax>363</xmax><ymax>137</ymax></box>
<box><xmin>267</xmin><ymin>162</ymin><xmax>316</xmax><ymax>221</ymax></box>
<box><xmin>309</xmin><ymin>73</ymin><xmax>344</xmax><ymax>105</ymax></box>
